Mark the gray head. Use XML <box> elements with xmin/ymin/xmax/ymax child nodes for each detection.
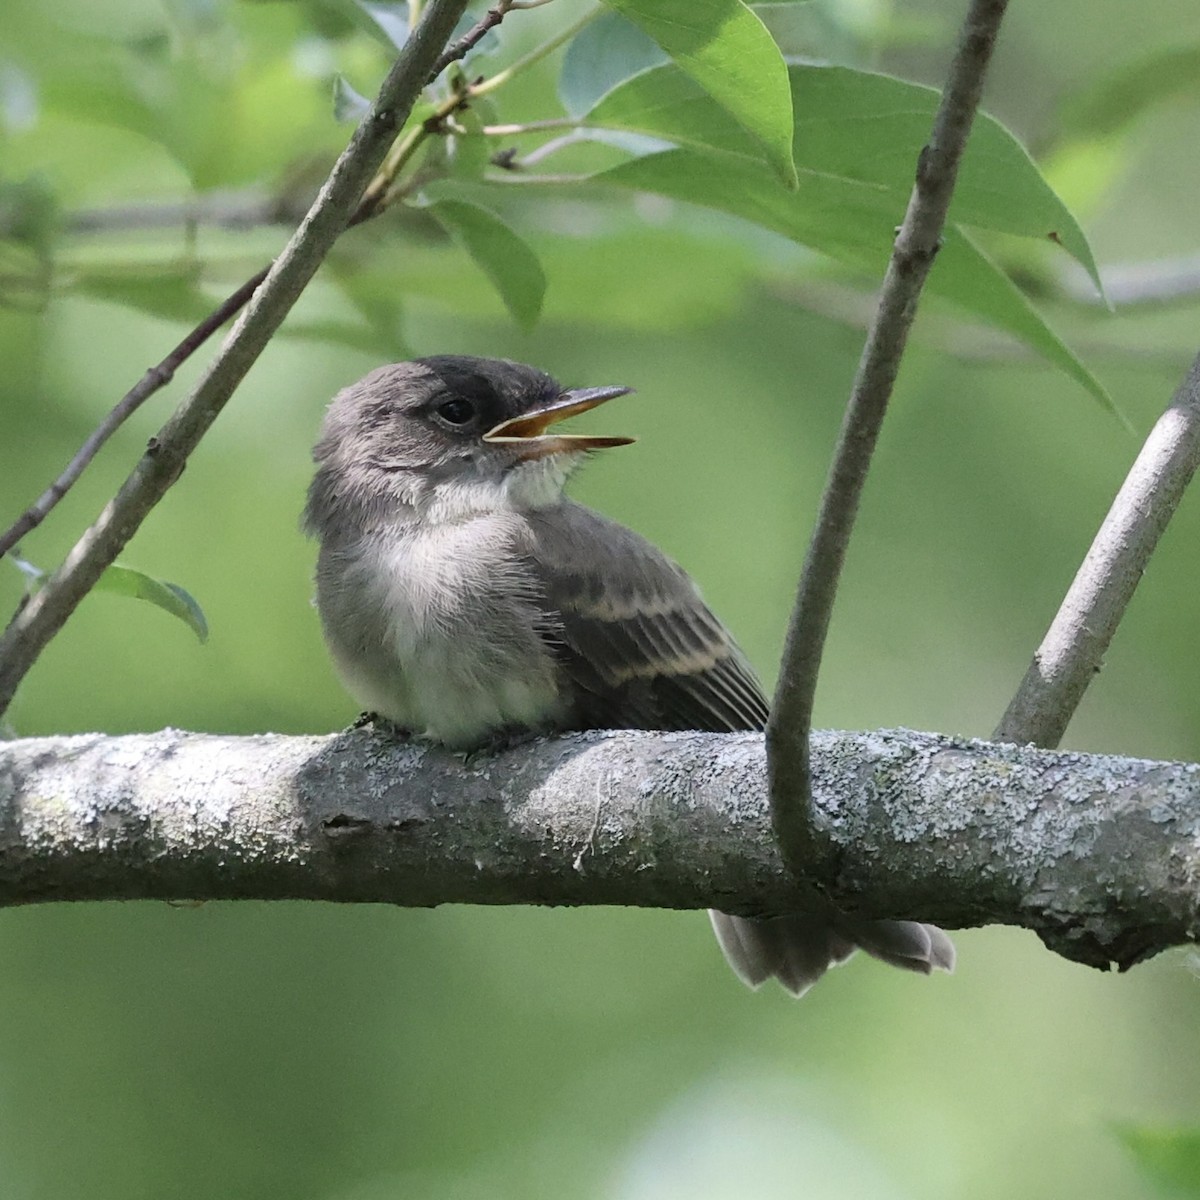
<box><xmin>304</xmin><ymin>355</ymin><xmax>633</xmax><ymax>532</ymax></box>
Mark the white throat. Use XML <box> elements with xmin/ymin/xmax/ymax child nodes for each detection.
<box><xmin>412</xmin><ymin>454</ymin><xmax>577</xmax><ymax>525</ymax></box>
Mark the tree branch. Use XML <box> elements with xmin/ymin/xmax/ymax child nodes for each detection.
<box><xmin>0</xmin><ymin>266</ymin><xmax>269</xmax><ymax>562</ymax></box>
<box><xmin>0</xmin><ymin>0</ymin><xmax>531</xmax><ymax>567</ymax></box>
<box><xmin>0</xmin><ymin>726</ymin><xmax>1195</xmax><ymax>970</ymax></box>
<box><xmin>767</xmin><ymin>0</ymin><xmax>1011</xmax><ymax>874</ymax></box>
<box><xmin>426</xmin><ymin>0</ymin><xmax>516</xmax><ymax>79</ymax></box>
<box><xmin>49</xmin><ymin>193</ymin><xmax>310</xmax><ymax>235</ymax></box>
<box><xmin>0</xmin><ymin>0</ymin><xmax>472</xmax><ymax>720</ymax></box>
<box><xmin>995</xmin><ymin>349</ymin><xmax>1200</xmax><ymax>747</ymax></box>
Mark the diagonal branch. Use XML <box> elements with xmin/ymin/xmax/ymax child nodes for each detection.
<box><xmin>0</xmin><ymin>266</ymin><xmax>269</xmax><ymax>562</ymax></box>
<box><xmin>426</xmin><ymin>0</ymin><xmax>516</xmax><ymax>79</ymax></box>
<box><xmin>995</xmin><ymin>350</ymin><xmax>1200</xmax><ymax>748</ymax></box>
<box><xmin>1</xmin><ymin>726</ymin><xmax>1197</xmax><ymax>971</ymax></box>
<box><xmin>767</xmin><ymin>0</ymin><xmax>1011</xmax><ymax>877</ymax></box>
<box><xmin>0</xmin><ymin>0</ymin><xmax>472</xmax><ymax>720</ymax></box>
<box><xmin>0</xmin><ymin>0</ymin><xmax>524</xmax><ymax>567</ymax></box>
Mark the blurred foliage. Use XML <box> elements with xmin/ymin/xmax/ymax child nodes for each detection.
<box><xmin>3</xmin><ymin>0</ymin><xmax>1200</xmax><ymax>1198</ymax></box>
<box><xmin>11</xmin><ymin>553</ymin><xmax>209</xmax><ymax>642</ymax></box>
<box><xmin>1120</xmin><ymin>1127</ymin><xmax>1200</xmax><ymax>1198</ymax></box>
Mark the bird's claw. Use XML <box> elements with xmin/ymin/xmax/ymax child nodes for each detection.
<box><xmin>347</xmin><ymin>712</ymin><xmax>414</xmax><ymax>740</ymax></box>
<box><xmin>461</xmin><ymin>725</ymin><xmax>541</xmax><ymax>766</ymax></box>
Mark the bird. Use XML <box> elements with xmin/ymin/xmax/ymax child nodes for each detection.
<box><xmin>304</xmin><ymin>354</ymin><xmax>954</xmax><ymax>996</ymax></box>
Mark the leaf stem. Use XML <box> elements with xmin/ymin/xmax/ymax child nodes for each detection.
<box><xmin>473</xmin><ymin>4</ymin><xmax>600</xmax><ymax>96</ymax></box>
<box><xmin>480</xmin><ymin>117</ymin><xmax>579</xmax><ymax>136</ymax></box>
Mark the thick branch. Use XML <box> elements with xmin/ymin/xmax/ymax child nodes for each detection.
<box><xmin>768</xmin><ymin>0</ymin><xmax>1010</xmax><ymax>871</ymax></box>
<box><xmin>0</xmin><ymin>0</ymin><xmax>471</xmax><ymax>719</ymax></box>
<box><xmin>0</xmin><ymin>727</ymin><xmax>1197</xmax><ymax>971</ymax></box>
<box><xmin>996</xmin><ymin>350</ymin><xmax>1200</xmax><ymax>747</ymax></box>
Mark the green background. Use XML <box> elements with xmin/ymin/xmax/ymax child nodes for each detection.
<box><xmin>4</xmin><ymin>0</ymin><xmax>1200</xmax><ymax>1196</ymax></box>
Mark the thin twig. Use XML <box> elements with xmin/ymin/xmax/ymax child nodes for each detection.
<box><xmin>995</xmin><ymin>350</ymin><xmax>1200</xmax><ymax>748</ymax></box>
<box><xmin>766</xmin><ymin>0</ymin><xmax>1011</xmax><ymax>881</ymax></box>
<box><xmin>27</xmin><ymin>194</ymin><xmax>307</xmax><ymax>235</ymax></box>
<box><xmin>360</xmin><ymin>75</ymin><xmax>476</xmax><ymax>213</ymax></box>
<box><xmin>511</xmin><ymin>131</ymin><xmax>587</xmax><ymax>168</ymax></box>
<box><xmin>483</xmin><ymin>170</ymin><xmax>589</xmax><ymax>185</ymax></box>
<box><xmin>480</xmin><ymin>117</ymin><xmax>577</xmax><ymax>136</ymax></box>
<box><xmin>0</xmin><ymin>0</ymin><xmax>535</xmax><ymax>565</ymax></box>
<box><xmin>472</xmin><ymin>4</ymin><xmax>598</xmax><ymax>97</ymax></box>
<box><xmin>425</xmin><ymin>0</ymin><xmax>515</xmax><ymax>80</ymax></box>
<box><xmin>0</xmin><ymin>0</ymin><xmax>472</xmax><ymax>720</ymax></box>
<box><xmin>0</xmin><ymin>267</ymin><xmax>268</xmax><ymax>561</ymax></box>
<box><xmin>29</xmin><ymin>201</ymin><xmax>1200</xmax><ymax>318</ymax></box>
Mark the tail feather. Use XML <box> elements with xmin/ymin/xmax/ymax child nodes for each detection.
<box><xmin>848</xmin><ymin>917</ymin><xmax>956</xmax><ymax>975</ymax></box>
<box><xmin>709</xmin><ymin>910</ymin><xmax>954</xmax><ymax>998</ymax></box>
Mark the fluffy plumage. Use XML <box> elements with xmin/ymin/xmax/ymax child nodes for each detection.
<box><xmin>305</xmin><ymin>355</ymin><xmax>954</xmax><ymax>996</ymax></box>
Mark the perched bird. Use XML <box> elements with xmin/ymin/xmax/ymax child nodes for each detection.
<box><xmin>304</xmin><ymin>355</ymin><xmax>954</xmax><ymax>996</ymax></box>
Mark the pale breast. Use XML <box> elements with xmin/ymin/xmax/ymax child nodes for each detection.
<box><xmin>316</xmin><ymin>514</ymin><xmax>565</xmax><ymax>747</ymax></box>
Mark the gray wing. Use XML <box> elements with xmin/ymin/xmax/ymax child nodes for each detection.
<box><xmin>523</xmin><ymin>502</ymin><xmax>769</xmax><ymax>733</ymax></box>
<box><xmin>525</xmin><ymin>503</ymin><xmax>955</xmax><ymax>998</ymax></box>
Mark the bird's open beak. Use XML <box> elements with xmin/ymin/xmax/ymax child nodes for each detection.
<box><xmin>483</xmin><ymin>385</ymin><xmax>635</xmax><ymax>456</ymax></box>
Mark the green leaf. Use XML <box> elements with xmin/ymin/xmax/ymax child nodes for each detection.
<box><xmin>332</xmin><ymin>74</ymin><xmax>371</xmax><ymax>124</ymax></box>
<box><xmin>1117</xmin><ymin>1125</ymin><xmax>1200</xmax><ymax>1197</ymax></box>
<box><xmin>283</xmin><ymin>317</ymin><xmax>408</xmax><ymax>357</ymax></box>
<box><xmin>0</xmin><ymin>175</ymin><xmax>57</xmax><ymax>257</ymax></box>
<box><xmin>70</xmin><ymin>266</ymin><xmax>215</xmax><ymax>325</ymax></box>
<box><xmin>42</xmin><ymin>59</ymin><xmax>168</xmax><ymax>153</ymax></box>
<box><xmin>1062</xmin><ymin>43</ymin><xmax>1200</xmax><ymax>138</ymax></box>
<box><xmin>351</xmin><ymin>0</ymin><xmax>409</xmax><ymax>50</ymax></box>
<box><xmin>7</xmin><ymin>552</ymin><xmax>47</xmax><ymax>593</ymax></box>
<box><xmin>596</xmin><ymin>148</ymin><xmax>1113</xmax><ymax>412</ymax></box>
<box><xmin>326</xmin><ymin>222</ymin><xmax>758</xmax><ymax>332</ymax></box>
<box><xmin>588</xmin><ymin>63</ymin><xmax>757</xmax><ymax>157</ymax></box>
<box><xmin>329</xmin><ymin>260</ymin><xmax>409</xmax><ymax>353</ymax></box>
<box><xmin>425</xmin><ymin>199</ymin><xmax>546</xmax><ymax>331</ymax></box>
<box><xmin>559</xmin><ymin>10</ymin><xmax>668</xmax><ymax>118</ymax></box>
<box><xmin>95</xmin><ymin>565</ymin><xmax>209</xmax><ymax>644</ymax></box>
<box><xmin>0</xmin><ymin>176</ymin><xmax>57</xmax><ymax>308</ymax></box>
<box><xmin>446</xmin><ymin>96</ymin><xmax>499</xmax><ymax>180</ymax></box>
<box><xmin>602</xmin><ymin>0</ymin><xmax>798</xmax><ymax>188</ymax></box>
<box><xmin>1043</xmin><ymin>43</ymin><xmax>1200</xmax><ymax>220</ymax></box>
<box><xmin>536</xmin><ymin>226</ymin><xmax>760</xmax><ymax>328</ymax></box>
<box><xmin>39</xmin><ymin>32</ymin><xmax>335</xmax><ymax>192</ymax></box>
<box><xmin>1040</xmin><ymin>135</ymin><xmax>1131</xmax><ymax>220</ymax></box>
<box><xmin>587</xmin><ymin>63</ymin><xmax>1102</xmax><ymax>293</ymax></box>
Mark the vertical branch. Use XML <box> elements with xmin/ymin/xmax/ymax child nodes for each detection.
<box><xmin>766</xmin><ymin>0</ymin><xmax>1011</xmax><ymax>880</ymax></box>
<box><xmin>0</xmin><ymin>0</ymin><xmax>471</xmax><ymax>720</ymax></box>
<box><xmin>995</xmin><ymin>351</ymin><xmax>1200</xmax><ymax>748</ymax></box>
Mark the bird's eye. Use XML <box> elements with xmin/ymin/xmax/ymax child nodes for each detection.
<box><xmin>434</xmin><ymin>397</ymin><xmax>476</xmax><ymax>426</ymax></box>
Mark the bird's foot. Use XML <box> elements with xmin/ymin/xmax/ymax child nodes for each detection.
<box><xmin>461</xmin><ymin>725</ymin><xmax>542</xmax><ymax>766</ymax></box>
<box><xmin>346</xmin><ymin>712</ymin><xmax>414</xmax><ymax>740</ymax></box>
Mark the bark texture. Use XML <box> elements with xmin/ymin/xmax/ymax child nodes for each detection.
<box><xmin>0</xmin><ymin>727</ymin><xmax>1197</xmax><ymax>970</ymax></box>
